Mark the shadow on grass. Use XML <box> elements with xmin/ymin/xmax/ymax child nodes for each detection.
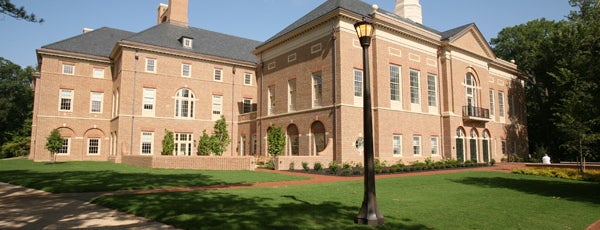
<box><xmin>452</xmin><ymin>176</ymin><xmax>600</xmax><ymax>205</ymax></box>
<box><xmin>93</xmin><ymin>191</ymin><xmax>431</xmax><ymax>230</ymax></box>
<box><xmin>0</xmin><ymin>170</ymin><xmax>223</xmax><ymax>193</ymax></box>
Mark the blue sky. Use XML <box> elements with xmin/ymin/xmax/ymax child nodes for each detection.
<box><xmin>1</xmin><ymin>0</ymin><xmax>572</xmax><ymax>68</ymax></box>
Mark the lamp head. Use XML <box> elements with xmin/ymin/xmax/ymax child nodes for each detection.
<box><xmin>354</xmin><ymin>18</ymin><xmax>374</xmax><ymax>47</ymax></box>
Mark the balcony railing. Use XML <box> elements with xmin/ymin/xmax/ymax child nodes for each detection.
<box><xmin>462</xmin><ymin>106</ymin><xmax>490</xmax><ymax>122</ymax></box>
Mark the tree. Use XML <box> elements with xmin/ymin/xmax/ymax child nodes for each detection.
<box><xmin>161</xmin><ymin>130</ymin><xmax>174</xmax><ymax>155</ymax></box>
<box><xmin>0</xmin><ymin>57</ymin><xmax>34</xmax><ymax>159</ymax></box>
<box><xmin>491</xmin><ymin>0</ymin><xmax>600</xmax><ymax>167</ymax></box>
<box><xmin>267</xmin><ymin>125</ymin><xmax>285</xmax><ymax>156</ymax></box>
<box><xmin>0</xmin><ymin>0</ymin><xmax>43</xmax><ymax>23</ymax></box>
<box><xmin>197</xmin><ymin>130</ymin><xmax>212</xmax><ymax>156</ymax></box>
<box><xmin>45</xmin><ymin>129</ymin><xmax>63</xmax><ymax>163</ymax></box>
<box><xmin>211</xmin><ymin>115</ymin><xmax>231</xmax><ymax>156</ymax></box>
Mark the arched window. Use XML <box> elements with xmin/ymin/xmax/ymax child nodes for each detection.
<box><xmin>470</xmin><ymin>129</ymin><xmax>479</xmax><ymax>162</ymax></box>
<box><xmin>466</xmin><ymin>73</ymin><xmax>477</xmax><ymax>107</ymax></box>
<box><xmin>456</xmin><ymin>127</ymin><xmax>466</xmax><ymax>162</ymax></box>
<box><xmin>175</xmin><ymin>88</ymin><xmax>195</xmax><ymax>118</ymax></box>
<box><xmin>482</xmin><ymin>130</ymin><xmax>491</xmax><ymax>163</ymax></box>
<box><xmin>311</xmin><ymin>121</ymin><xmax>326</xmax><ymax>154</ymax></box>
<box><xmin>287</xmin><ymin>124</ymin><xmax>299</xmax><ymax>156</ymax></box>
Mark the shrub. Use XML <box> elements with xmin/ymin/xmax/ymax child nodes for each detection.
<box><xmin>424</xmin><ymin>157</ymin><xmax>434</xmax><ymax>166</ymax></box>
<box><xmin>260</xmin><ymin>160</ymin><xmax>274</xmax><ymax>170</ymax></box>
<box><xmin>490</xmin><ymin>158</ymin><xmax>496</xmax><ymax>166</ymax></box>
<box><xmin>289</xmin><ymin>162</ymin><xmax>295</xmax><ymax>171</ymax></box>
<box><xmin>464</xmin><ymin>160</ymin><xmax>473</xmax><ymax>167</ymax></box>
<box><xmin>340</xmin><ymin>167</ymin><xmax>352</xmax><ymax>176</ymax></box>
<box><xmin>353</xmin><ymin>162</ymin><xmax>363</xmax><ymax>175</ymax></box>
<box><xmin>328</xmin><ymin>161</ymin><xmax>339</xmax><ymax>175</ymax></box>
<box><xmin>301</xmin><ymin>162</ymin><xmax>310</xmax><ymax>171</ymax></box>
<box><xmin>314</xmin><ymin>162</ymin><xmax>322</xmax><ymax>171</ymax></box>
<box><xmin>374</xmin><ymin>160</ymin><xmax>383</xmax><ymax>174</ymax></box>
<box><xmin>512</xmin><ymin>168</ymin><xmax>600</xmax><ymax>182</ymax></box>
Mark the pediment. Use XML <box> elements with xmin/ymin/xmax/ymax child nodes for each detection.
<box><xmin>447</xmin><ymin>25</ymin><xmax>495</xmax><ymax>59</ymax></box>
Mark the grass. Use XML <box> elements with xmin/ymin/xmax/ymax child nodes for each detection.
<box><xmin>92</xmin><ymin>171</ymin><xmax>600</xmax><ymax>230</ymax></box>
<box><xmin>0</xmin><ymin>158</ymin><xmax>307</xmax><ymax>193</ymax></box>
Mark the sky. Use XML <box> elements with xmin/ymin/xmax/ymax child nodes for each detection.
<box><xmin>1</xmin><ymin>0</ymin><xmax>573</xmax><ymax>68</ymax></box>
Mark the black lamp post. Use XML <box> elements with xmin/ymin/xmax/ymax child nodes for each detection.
<box><xmin>354</xmin><ymin>17</ymin><xmax>384</xmax><ymax>226</ymax></box>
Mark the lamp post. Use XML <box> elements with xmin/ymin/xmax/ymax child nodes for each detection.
<box><xmin>354</xmin><ymin>17</ymin><xmax>384</xmax><ymax>226</ymax></box>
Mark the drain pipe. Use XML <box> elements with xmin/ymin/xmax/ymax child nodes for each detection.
<box><xmin>129</xmin><ymin>50</ymin><xmax>138</xmax><ymax>155</ymax></box>
<box><xmin>331</xmin><ymin>22</ymin><xmax>338</xmax><ymax>162</ymax></box>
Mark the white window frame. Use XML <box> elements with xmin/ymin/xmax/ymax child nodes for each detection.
<box><xmin>90</xmin><ymin>92</ymin><xmax>103</xmax><ymax>113</ymax></box>
<box><xmin>175</xmin><ymin>88</ymin><xmax>195</xmax><ymax>119</ymax></box>
<box><xmin>427</xmin><ymin>74</ymin><xmax>437</xmax><ymax>112</ymax></box>
<box><xmin>145</xmin><ymin>58</ymin><xmax>156</xmax><ymax>73</ymax></box>
<box><xmin>112</xmin><ymin>88</ymin><xmax>120</xmax><ymax>118</ymax></box>
<box><xmin>62</xmin><ymin>64</ymin><xmax>74</xmax><ymax>75</ymax></box>
<box><xmin>413</xmin><ymin>135</ymin><xmax>422</xmax><ymax>156</ymax></box>
<box><xmin>489</xmin><ymin>89</ymin><xmax>495</xmax><ymax>117</ymax></box>
<box><xmin>466</xmin><ymin>73</ymin><xmax>478</xmax><ymax>107</ymax></box>
<box><xmin>214</xmin><ymin>69</ymin><xmax>223</xmax><ymax>82</ymax></box>
<box><xmin>390</xmin><ymin>65</ymin><xmax>402</xmax><ymax>109</ymax></box>
<box><xmin>182</xmin><ymin>37</ymin><xmax>193</xmax><ymax>48</ymax></box>
<box><xmin>57</xmin><ymin>138</ymin><xmax>70</xmax><ymax>155</ymax></box>
<box><xmin>354</xmin><ymin>69</ymin><xmax>363</xmax><ymax>105</ymax></box>
<box><xmin>212</xmin><ymin>95</ymin><xmax>223</xmax><ymax>120</ymax></box>
<box><xmin>87</xmin><ymin>138</ymin><xmax>100</xmax><ymax>155</ymax></box>
<box><xmin>410</xmin><ymin>69</ymin><xmax>421</xmax><ymax>111</ymax></box>
<box><xmin>312</xmin><ymin>72</ymin><xmax>322</xmax><ymax>107</ymax></box>
<box><xmin>181</xmin><ymin>63</ymin><xmax>191</xmax><ymax>77</ymax></box>
<box><xmin>92</xmin><ymin>68</ymin><xmax>104</xmax><ymax>78</ymax></box>
<box><xmin>268</xmin><ymin>86</ymin><xmax>275</xmax><ymax>115</ymax></box>
<box><xmin>141</xmin><ymin>132</ymin><xmax>154</xmax><ymax>155</ymax></box>
<box><xmin>174</xmin><ymin>133</ymin><xmax>193</xmax><ymax>156</ymax></box>
<box><xmin>142</xmin><ymin>88</ymin><xmax>155</xmax><ymax>117</ymax></box>
<box><xmin>498</xmin><ymin>91</ymin><xmax>505</xmax><ymax>119</ymax></box>
<box><xmin>288</xmin><ymin>79</ymin><xmax>296</xmax><ymax>112</ymax></box>
<box><xmin>431</xmin><ymin>136</ymin><xmax>439</xmax><ymax>155</ymax></box>
<box><xmin>393</xmin><ymin>135</ymin><xmax>402</xmax><ymax>156</ymax></box>
<box><xmin>59</xmin><ymin>89</ymin><xmax>73</xmax><ymax>112</ymax></box>
<box><xmin>243</xmin><ymin>98</ymin><xmax>252</xmax><ymax>113</ymax></box>
<box><xmin>244</xmin><ymin>73</ymin><xmax>253</xmax><ymax>85</ymax></box>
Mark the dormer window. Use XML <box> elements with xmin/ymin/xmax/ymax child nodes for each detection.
<box><xmin>181</xmin><ymin>36</ymin><xmax>193</xmax><ymax>49</ymax></box>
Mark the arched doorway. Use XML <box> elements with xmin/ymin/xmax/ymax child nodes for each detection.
<box><xmin>456</xmin><ymin>128</ymin><xmax>466</xmax><ymax>162</ymax></box>
<box><xmin>483</xmin><ymin>130</ymin><xmax>490</xmax><ymax>163</ymax></box>
<box><xmin>470</xmin><ymin>129</ymin><xmax>479</xmax><ymax>162</ymax></box>
<box><xmin>287</xmin><ymin>124</ymin><xmax>299</xmax><ymax>156</ymax></box>
<box><xmin>311</xmin><ymin>121</ymin><xmax>326</xmax><ymax>155</ymax></box>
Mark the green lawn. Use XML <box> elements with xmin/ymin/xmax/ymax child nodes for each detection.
<box><xmin>92</xmin><ymin>171</ymin><xmax>600</xmax><ymax>230</ymax></box>
<box><xmin>0</xmin><ymin>158</ymin><xmax>307</xmax><ymax>193</ymax></box>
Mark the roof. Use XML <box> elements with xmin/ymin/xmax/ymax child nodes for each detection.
<box><xmin>259</xmin><ymin>0</ymin><xmax>440</xmax><ymax>48</ymax></box>
<box><xmin>42</xmin><ymin>27</ymin><xmax>135</xmax><ymax>57</ymax></box>
<box><xmin>124</xmin><ymin>23</ymin><xmax>261</xmax><ymax>63</ymax></box>
<box><xmin>440</xmin><ymin>23</ymin><xmax>475</xmax><ymax>40</ymax></box>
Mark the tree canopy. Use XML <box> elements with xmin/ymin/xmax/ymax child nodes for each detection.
<box><xmin>491</xmin><ymin>0</ymin><xmax>600</xmax><ymax>162</ymax></box>
<box><xmin>0</xmin><ymin>0</ymin><xmax>43</xmax><ymax>23</ymax></box>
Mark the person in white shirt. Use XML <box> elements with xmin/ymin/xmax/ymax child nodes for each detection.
<box><xmin>542</xmin><ymin>154</ymin><xmax>551</xmax><ymax>164</ymax></box>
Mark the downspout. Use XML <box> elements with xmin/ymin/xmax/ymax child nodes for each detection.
<box><xmin>231</xmin><ymin>66</ymin><xmax>236</xmax><ymax>156</ymax></box>
<box><xmin>331</xmin><ymin>22</ymin><xmax>338</xmax><ymax>162</ymax></box>
<box><xmin>129</xmin><ymin>50</ymin><xmax>139</xmax><ymax>155</ymax></box>
<box><xmin>437</xmin><ymin>48</ymin><xmax>445</xmax><ymax>158</ymax></box>
<box><xmin>259</xmin><ymin>57</ymin><xmax>264</xmax><ymax>157</ymax></box>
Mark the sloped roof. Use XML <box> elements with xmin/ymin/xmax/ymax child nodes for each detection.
<box><xmin>440</xmin><ymin>23</ymin><xmax>475</xmax><ymax>40</ymax></box>
<box><xmin>125</xmin><ymin>23</ymin><xmax>261</xmax><ymax>63</ymax></box>
<box><xmin>42</xmin><ymin>27</ymin><xmax>135</xmax><ymax>57</ymax></box>
<box><xmin>259</xmin><ymin>0</ymin><xmax>440</xmax><ymax>48</ymax></box>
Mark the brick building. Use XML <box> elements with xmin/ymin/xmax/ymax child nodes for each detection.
<box><xmin>29</xmin><ymin>0</ymin><xmax>528</xmax><ymax>169</ymax></box>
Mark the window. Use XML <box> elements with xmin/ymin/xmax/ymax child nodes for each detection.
<box><xmin>181</xmin><ymin>64</ymin><xmax>191</xmax><ymax>77</ymax></box>
<box><xmin>311</xmin><ymin>121</ymin><xmax>326</xmax><ymax>154</ymax></box>
<box><xmin>251</xmin><ymin>134</ymin><xmax>257</xmax><ymax>155</ymax></box>
<box><xmin>431</xmin><ymin>136</ymin><xmax>439</xmax><ymax>155</ymax></box>
<box><xmin>268</xmin><ymin>86</ymin><xmax>275</xmax><ymax>115</ymax></box>
<box><xmin>141</xmin><ymin>132</ymin><xmax>153</xmax><ymax>155</ymax></box>
<box><xmin>287</xmin><ymin>125</ymin><xmax>299</xmax><ymax>156</ymax></box>
<box><xmin>212</xmin><ymin>95</ymin><xmax>223</xmax><ymax>120</ymax></box>
<box><xmin>243</xmin><ymin>98</ymin><xmax>252</xmax><ymax>113</ymax></box>
<box><xmin>59</xmin><ymin>89</ymin><xmax>73</xmax><ymax>111</ymax></box>
<box><xmin>90</xmin><ymin>92</ymin><xmax>103</xmax><ymax>113</ymax></box>
<box><xmin>413</xmin><ymin>135</ymin><xmax>421</xmax><ymax>155</ymax></box>
<box><xmin>145</xmin><ymin>58</ymin><xmax>156</xmax><ymax>73</ymax></box>
<box><xmin>498</xmin><ymin>91</ymin><xmax>505</xmax><ymax>117</ymax></box>
<box><xmin>509</xmin><ymin>94</ymin><xmax>515</xmax><ymax>118</ymax></box>
<box><xmin>112</xmin><ymin>89</ymin><xmax>120</xmax><ymax>118</ymax></box>
<box><xmin>214</xmin><ymin>69</ymin><xmax>222</xmax><ymax>81</ymax></box>
<box><xmin>390</xmin><ymin>65</ymin><xmax>401</xmax><ymax>101</ymax></box>
<box><xmin>354</xmin><ymin>69</ymin><xmax>363</xmax><ymax>97</ymax></box>
<box><xmin>466</xmin><ymin>73</ymin><xmax>477</xmax><ymax>107</ymax></box>
<box><xmin>244</xmin><ymin>73</ymin><xmax>252</xmax><ymax>85</ymax></box>
<box><xmin>58</xmin><ymin>138</ymin><xmax>70</xmax><ymax>154</ymax></box>
<box><xmin>174</xmin><ymin>133</ymin><xmax>193</xmax><ymax>156</ymax></box>
<box><xmin>393</xmin><ymin>135</ymin><xmax>402</xmax><ymax>156</ymax></box>
<box><xmin>143</xmin><ymin>88</ymin><xmax>155</xmax><ymax>116</ymax></box>
<box><xmin>410</xmin><ymin>70</ymin><xmax>420</xmax><ymax>104</ymax></box>
<box><xmin>288</xmin><ymin>79</ymin><xmax>296</xmax><ymax>111</ymax></box>
<box><xmin>175</xmin><ymin>88</ymin><xmax>195</xmax><ymax>118</ymax></box>
<box><xmin>182</xmin><ymin>37</ymin><xmax>193</xmax><ymax>48</ymax></box>
<box><xmin>93</xmin><ymin>68</ymin><xmax>104</xmax><ymax>78</ymax></box>
<box><xmin>313</xmin><ymin>72</ymin><xmax>322</xmax><ymax>107</ymax></box>
<box><xmin>501</xmin><ymin>140</ymin><xmax>507</xmax><ymax>155</ymax></box>
<box><xmin>489</xmin><ymin>89</ymin><xmax>495</xmax><ymax>116</ymax></box>
<box><xmin>427</xmin><ymin>74</ymin><xmax>437</xmax><ymax>107</ymax></box>
<box><xmin>88</xmin><ymin>138</ymin><xmax>100</xmax><ymax>155</ymax></box>
<box><xmin>62</xmin><ymin>64</ymin><xmax>74</xmax><ymax>75</ymax></box>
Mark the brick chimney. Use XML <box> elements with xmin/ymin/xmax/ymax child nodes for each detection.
<box><xmin>394</xmin><ymin>0</ymin><xmax>422</xmax><ymax>24</ymax></box>
<box><xmin>157</xmin><ymin>0</ymin><xmax>189</xmax><ymax>27</ymax></box>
